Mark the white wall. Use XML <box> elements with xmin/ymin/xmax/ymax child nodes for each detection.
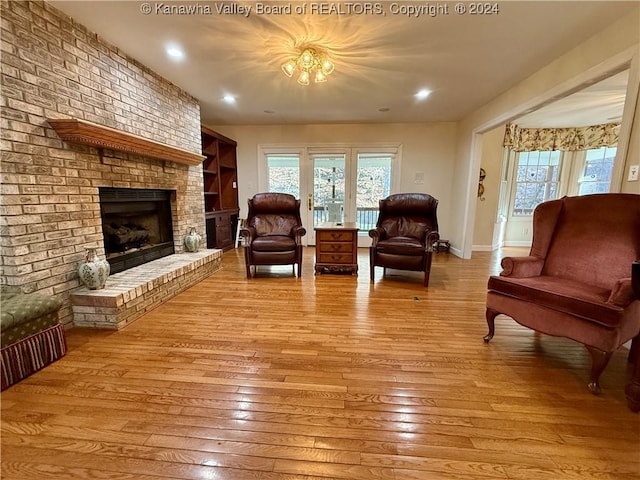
<box><xmin>472</xmin><ymin>125</ymin><xmax>504</xmax><ymax>250</ymax></box>
<box><xmin>208</xmin><ymin>122</ymin><xmax>458</xmax><ymax>240</ymax></box>
<box><xmin>453</xmin><ymin>8</ymin><xmax>640</xmax><ymax>258</ymax></box>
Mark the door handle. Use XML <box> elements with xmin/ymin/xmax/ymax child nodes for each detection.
<box><xmin>308</xmin><ymin>194</ymin><xmax>313</xmax><ymax>211</ymax></box>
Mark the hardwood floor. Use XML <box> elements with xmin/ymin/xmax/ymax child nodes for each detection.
<box><xmin>2</xmin><ymin>247</ymin><xmax>639</xmax><ymax>480</ymax></box>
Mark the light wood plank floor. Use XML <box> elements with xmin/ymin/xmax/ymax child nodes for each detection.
<box><xmin>2</xmin><ymin>247</ymin><xmax>639</xmax><ymax>480</ymax></box>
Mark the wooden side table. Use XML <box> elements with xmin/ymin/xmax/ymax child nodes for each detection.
<box><xmin>314</xmin><ymin>222</ymin><xmax>359</xmax><ymax>275</ymax></box>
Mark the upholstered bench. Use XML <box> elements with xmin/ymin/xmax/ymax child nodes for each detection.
<box><xmin>1</xmin><ymin>292</ymin><xmax>67</xmax><ymax>390</ymax></box>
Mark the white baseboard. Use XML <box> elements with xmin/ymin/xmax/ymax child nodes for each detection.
<box><xmin>472</xmin><ymin>245</ymin><xmax>494</xmax><ymax>252</ymax></box>
<box><xmin>503</xmin><ymin>241</ymin><xmax>532</xmax><ymax>248</ymax></box>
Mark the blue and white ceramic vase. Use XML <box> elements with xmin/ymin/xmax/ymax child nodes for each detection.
<box><xmin>78</xmin><ymin>244</ymin><xmax>110</xmax><ymax>290</ymax></box>
<box><xmin>184</xmin><ymin>226</ymin><xmax>201</xmax><ymax>252</ymax></box>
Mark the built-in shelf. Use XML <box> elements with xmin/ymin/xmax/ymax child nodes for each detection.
<box><xmin>48</xmin><ymin>118</ymin><xmax>205</xmax><ymax>166</ymax></box>
<box><xmin>201</xmin><ymin>126</ymin><xmax>239</xmax><ymax>251</ymax></box>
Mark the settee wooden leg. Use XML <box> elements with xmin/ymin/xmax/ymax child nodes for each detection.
<box><xmin>585</xmin><ymin>346</ymin><xmax>612</xmax><ymax>395</ymax></box>
<box><xmin>483</xmin><ymin>308</ymin><xmax>499</xmax><ymax>343</ymax></box>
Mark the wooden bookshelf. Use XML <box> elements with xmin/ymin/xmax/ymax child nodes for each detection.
<box><xmin>201</xmin><ymin>127</ymin><xmax>239</xmax><ymax>250</ymax></box>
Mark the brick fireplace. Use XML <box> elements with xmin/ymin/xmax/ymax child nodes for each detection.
<box><xmin>99</xmin><ymin>187</ymin><xmax>175</xmax><ymax>274</ymax></box>
<box><xmin>0</xmin><ymin>1</ymin><xmax>215</xmax><ymax>328</ymax></box>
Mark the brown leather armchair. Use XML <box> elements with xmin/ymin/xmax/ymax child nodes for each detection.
<box><xmin>369</xmin><ymin>193</ymin><xmax>440</xmax><ymax>286</ymax></box>
<box><xmin>240</xmin><ymin>193</ymin><xmax>306</xmax><ymax>278</ymax></box>
<box><xmin>485</xmin><ymin>194</ymin><xmax>640</xmax><ymax>395</ymax></box>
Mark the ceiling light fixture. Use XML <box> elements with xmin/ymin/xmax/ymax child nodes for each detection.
<box><xmin>165</xmin><ymin>45</ymin><xmax>185</xmax><ymax>60</ymax></box>
<box><xmin>281</xmin><ymin>47</ymin><xmax>334</xmax><ymax>86</ymax></box>
<box><xmin>415</xmin><ymin>89</ymin><xmax>431</xmax><ymax>100</ymax></box>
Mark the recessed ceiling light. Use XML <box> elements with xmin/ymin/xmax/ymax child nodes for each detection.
<box><xmin>166</xmin><ymin>45</ymin><xmax>185</xmax><ymax>60</ymax></box>
<box><xmin>415</xmin><ymin>89</ymin><xmax>431</xmax><ymax>100</ymax></box>
<box><xmin>223</xmin><ymin>95</ymin><xmax>236</xmax><ymax>104</ymax></box>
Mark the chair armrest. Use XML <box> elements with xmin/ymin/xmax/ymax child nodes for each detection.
<box><xmin>293</xmin><ymin>226</ymin><xmax>307</xmax><ymax>243</ymax></box>
<box><xmin>500</xmin><ymin>256</ymin><xmax>544</xmax><ymax>278</ymax></box>
<box><xmin>608</xmin><ymin>278</ymin><xmax>635</xmax><ymax>307</ymax></box>
<box><xmin>369</xmin><ymin>227</ymin><xmax>384</xmax><ymax>247</ymax></box>
<box><xmin>424</xmin><ymin>231</ymin><xmax>440</xmax><ymax>252</ymax></box>
<box><xmin>239</xmin><ymin>227</ymin><xmax>255</xmax><ymax>244</ymax></box>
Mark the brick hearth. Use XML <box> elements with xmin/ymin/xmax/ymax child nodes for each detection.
<box><xmin>70</xmin><ymin>250</ymin><xmax>222</xmax><ymax>330</ymax></box>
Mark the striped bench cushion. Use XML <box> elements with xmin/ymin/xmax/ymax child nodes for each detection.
<box><xmin>1</xmin><ymin>323</ymin><xmax>67</xmax><ymax>391</ymax></box>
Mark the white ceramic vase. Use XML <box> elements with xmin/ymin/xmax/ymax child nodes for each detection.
<box><xmin>78</xmin><ymin>244</ymin><xmax>110</xmax><ymax>290</ymax></box>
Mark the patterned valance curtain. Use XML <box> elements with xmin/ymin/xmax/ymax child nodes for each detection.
<box><xmin>503</xmin><ymin>122</ymin><xmax>619</xmax><ymax>152</ymax></box>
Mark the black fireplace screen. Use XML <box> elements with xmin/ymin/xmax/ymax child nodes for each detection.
<box><xmin>99</xmin><ymin>187</ymin><xmax>175</xmax><ymax>274</ymax></box>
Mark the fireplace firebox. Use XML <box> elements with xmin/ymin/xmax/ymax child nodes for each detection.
<box><xmin>99</xmin><ymin>187</ymin><xmax>175</xmax><ymax>274</ymax></box>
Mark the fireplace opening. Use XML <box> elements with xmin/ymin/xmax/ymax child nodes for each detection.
<box><xmin>99</xmin><ymin>187</ymin><xmax>175</xmax><ymax>274</ymax></box>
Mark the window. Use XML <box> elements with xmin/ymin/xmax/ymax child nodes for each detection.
<box><xmin>512</xmin><ymin>150</ymin><xmax>562</xmax><ymax>216</ymax></box>
<box><xmin>266</xmin><ymin>154</ymin><xmax>300</xmax><ymax>198</ymax></box>
<box><xmin>261</xmin><ymin>145</ymin><xmax>398</xmax><ymax>246</ymax></box>
<box><xmin>355</xmin><ymin>154</ymin><xmax>392</xmax><ymax>230</ymax></box>
<box><xmin>578</xmin><ymin>146</ymin><xmax>616</xmax><ymax>195</ymax></box>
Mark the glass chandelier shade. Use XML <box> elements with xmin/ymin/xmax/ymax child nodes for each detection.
<box><xmin>281</xmin><ymin>48</ymin><xmax>335</xmax><ymax>85</ymax></box>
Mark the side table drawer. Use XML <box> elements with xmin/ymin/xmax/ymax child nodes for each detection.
<box><xmin>318</xmin><ymin>253</ymin><xmax>354</xmax><ymax>264</ymax></box>
<box><xmin>319</xmin><ymin>242</ymin><xmax>354</xmax><ymax>253</ymax></box>
<box><xmin>317</xmin><ymin>230</ymin><xmax>354</xmax><ymax>242</ymax></box>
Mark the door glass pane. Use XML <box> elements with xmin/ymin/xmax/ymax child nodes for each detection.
<box><xmin>578</xmin><ymin>146</ymin><xmax>616</xmax><ymax>195</ymax></box>
<box><xmin>266</xmin><ymin>155</ymin><xmax>300</xmax><ymax>198</ymax></box>
<box><xmin>356</xmin><ymin>154</ymin><xmax>392</xmax><ymax>230</ymax></box>
<box><xmin>313</xmin><ymin>155</ymin><xmax>345</xmax><ymax>226</ymax></box>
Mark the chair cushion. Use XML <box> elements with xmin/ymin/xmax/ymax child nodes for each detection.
<box><xmin>251</xmin><ymin>235</ymin><xmax>296</xmax><ymax>252</ymax></box>
<box><xmin>380</xmin><ymin>217</ymin><xmax>432</xmax><ymax>241</ymax></box>
<box><xmin>376</xmin><ymin>237</ymin><xmax>425</xmax><ymax>256</ymax></box>
<box><xmin>252</xmin><ymin>214</ymin><xmax>298</xmax><ymax>237</ymax></box>
<box><xmin>488</xmin><ymin>275</ymin><xmax>623</xmax><ymax>328</ymax></box>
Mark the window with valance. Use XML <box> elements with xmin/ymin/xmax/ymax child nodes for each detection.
<box><xmin>503</xmin><ymin>122</ymin><xmax>620</xmax><ymax>152</ymax></box>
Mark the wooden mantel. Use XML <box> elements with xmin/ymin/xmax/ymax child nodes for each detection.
<box><xmin>48</xmin><ymin>118</ymin><xmax>204</xmax><ymax>166</ymax></box>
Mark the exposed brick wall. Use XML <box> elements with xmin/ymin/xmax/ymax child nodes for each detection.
<box><xmin>0</xmin><ymin>1</ymin><xmax>206</xmax><ymax>327</ymax></box>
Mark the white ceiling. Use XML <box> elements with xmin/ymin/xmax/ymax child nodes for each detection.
<box><xmin>49</xmin><ymin>1</ymin><xmax>637</xmax><ymax>126</ymax></box>
<box><xmin>515</xmin><ymin>69</ymin><xmax>629</xmax><ymax>128</ymax></box>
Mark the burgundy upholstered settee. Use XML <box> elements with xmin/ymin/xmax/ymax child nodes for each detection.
<box><xmin>240</xmin><ymin>193</ymin><xmax>306</xmax><ymax>278</ymax></box>
<box><xmin>485</xmin><ymin>193</ymin><xmax>640</xmax><ymax>395</ymax></box>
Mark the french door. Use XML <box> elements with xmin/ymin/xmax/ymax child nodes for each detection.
<box><xmin>263</xmin><ymin>146</ymin><xmax>397</xmax><ymax>246</ymax></box>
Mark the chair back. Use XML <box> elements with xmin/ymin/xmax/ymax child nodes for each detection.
<box><xmin>246</xmin><ymin>193</ymin><xmax>302</xmax><ymax>237</ymax></box>
<box><xmin>377</xmin><ymin>193</ymin><xmax>439</xmax><ymax>241</ymax></box>
<box><xmin>535</xmin><ymin>194</ymin><xmax>640</xmax><ymax>289</ymax></box>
